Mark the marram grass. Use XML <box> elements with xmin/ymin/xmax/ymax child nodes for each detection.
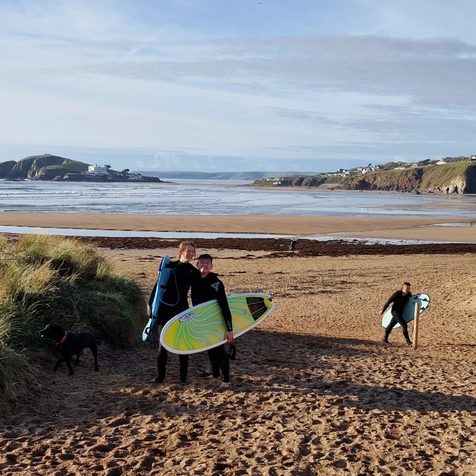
<box><xmin>0</xmin><ymin>235</ymin><xmax>147</xmax><ymax>410</ymax></box>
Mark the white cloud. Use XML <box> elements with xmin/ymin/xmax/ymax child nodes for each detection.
<box><xmin>1</xmin><ymin>0</ymin><xmax>476</xmax><ymax>172</ymax></box>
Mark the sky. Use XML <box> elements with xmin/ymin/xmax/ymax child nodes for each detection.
<box><xmin>1</xmin><ymin>0</ymin><xmax>476</xmax><ymax>173</ymax></box>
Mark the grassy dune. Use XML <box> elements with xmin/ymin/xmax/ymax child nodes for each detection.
<box><xmin>0</xmin><ymin>235</ymin><xmax>146</xmax><ymax>409</ymax></box>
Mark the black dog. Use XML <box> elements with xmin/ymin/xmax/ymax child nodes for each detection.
<box><xmin>39</xmin><ymin>324</ymin><xmax>99</xmax><ymax>376</ymax></box>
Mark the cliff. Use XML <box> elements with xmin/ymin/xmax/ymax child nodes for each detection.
<box><xmin>254</xmin><ymin>162</ymin><xmax>476</xmax><ymax>194</ymax></box>
<box><xmin>0</xmin><ymin>160</ymin><xmax>16</xmax><ymax>178</ymax></box>
<box><xmin>0</xmin><ymin>154</ymin><xmax>89</xmax><ymax>180</ymax></box>
<box><xmin>342</xmin><ymin>162</ymin><xmax>476</xmax><ymax>194</ymax></box>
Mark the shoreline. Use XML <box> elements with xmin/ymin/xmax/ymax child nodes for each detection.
<box><xmin>0</xmin><ymin>212</ymin><xmax>474</xmax><ymax>242</ymax></box>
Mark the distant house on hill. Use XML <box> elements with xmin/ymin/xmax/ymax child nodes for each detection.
<box><xmin>357</xmin><ymin>166</ymin><xmax>379</xmax><ymax>174</ymax></box>
<box><xmin>336</xmin><ymin>168</ymin><xmax>349</xmax><ymax>176</ymax></box>
<box><xmin>88</xmin><ymin>165</ymin><xmax>109</xmax><ymax>175</ymax></box>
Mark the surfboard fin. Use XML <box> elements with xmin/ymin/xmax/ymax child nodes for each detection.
<box><xmin>246</xmin><ymin>296</ymin><xmax>268</xmax><ymax>321</ymax></box>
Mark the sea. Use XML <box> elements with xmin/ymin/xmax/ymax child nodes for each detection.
<box><xmin>0</xmin><ymin>179</ymin><xmax>474</xmax><ymax>240</ymax></box>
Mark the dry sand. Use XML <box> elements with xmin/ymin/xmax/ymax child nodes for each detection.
<box><xmin>1</xmin><ymin>213</ymin><xmax>476</xmax><ymax>475</ymax></box>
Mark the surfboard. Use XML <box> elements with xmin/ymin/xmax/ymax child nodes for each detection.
<box><xmin>382</xmin><ymin>293</ymin><xmax>430</xmax><ymax>328</ymax></box>
<box><xmin>160</xmin><ymin>293</ymin><xmax>274</xmax><ymax>354</ymax></box>
<box><xmin>142</xmin><ymin>255</ymin><xmax>171</xmax><ymax>341</ymax></box>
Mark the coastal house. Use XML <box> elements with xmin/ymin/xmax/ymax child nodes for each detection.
<box><xmin>358</xmin><ymin>166</ymin><xmax>376</xmax><ymax>174</ymax></box>
<box><xmin>88</xmin><ymin>165</ymin><xmax>109</xmax><ymax>175</ymax></box>
<box><xmin>336</xmin><ymin>168</ymin><xmax>349</xmax><ymax>176</ymax></box>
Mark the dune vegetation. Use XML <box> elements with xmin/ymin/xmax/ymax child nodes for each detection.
<box><xmin>0</xmin><ymin>235</ymin><xmax>146</xmax><ymax>410</ymax></box>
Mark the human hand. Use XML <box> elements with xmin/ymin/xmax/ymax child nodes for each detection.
<box><xmin>226</xmin><ymin>331</ymin><xmax>234</xmax><ymax>343</ymax></box>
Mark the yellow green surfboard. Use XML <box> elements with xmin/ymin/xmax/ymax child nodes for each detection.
<box><xmin>160</xmin><ymin>293</ymin><xmax>274</xmax><ymax>354</ymax></box>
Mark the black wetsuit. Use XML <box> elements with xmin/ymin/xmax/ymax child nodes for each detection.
<box><xmin>149</xmin><ymin>260</ymin><xmax>200</xmax><ymax>382</ymax></box>
<box><xmin>382</xmin><ymin>290</ymin><xmax>412</xmax><ymax>343</ymax></box>
<box><xmin>192</xmin><ymin>272</ymin><xmax>233</xmax><ymax>383</ymax></box>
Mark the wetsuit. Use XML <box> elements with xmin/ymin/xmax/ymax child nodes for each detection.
<box><xmin>149</xmin><ymin>260</ymin><xmax>200</xmax><ymax>382</ymax></box>
<box><xmin>192</xmin><ymin>272</ymin><xmax>233</xmax><ymax>383</ymax></box>
<box><xmin>382</xmin><ymin>290</ymin><xmax>412</xmax><ymax>343</ymax></box>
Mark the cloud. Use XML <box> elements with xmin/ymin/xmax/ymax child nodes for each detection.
<box><xmin>1</xmin><ymin>0</ymin><xmax>476</xmax><ymax>172</ymax></box>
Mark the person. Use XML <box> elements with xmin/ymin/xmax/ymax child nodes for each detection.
<box><xmin>379</xmin><ymin>282</ymin><xmax>413</xmax><ymax>345</ymax></box>
<box><xmin>191</xmin><ymin>254</ymin><xmax>234</xmax><ymax>389</ymax></box>
<box><xmin>150</xmin><ymin>241</ymin><xmax>200</xmax><ymax>384</ymax></box>
<box><xmin>289</xmin><ymin>238</ymin><xmax>297</xmax><ymax>252</ymax></box>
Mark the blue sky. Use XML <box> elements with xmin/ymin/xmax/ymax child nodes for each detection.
<box><xmin>1</xmin><ymin>0</ymin><xmax>476</xmax><ymax>173</ymax></box>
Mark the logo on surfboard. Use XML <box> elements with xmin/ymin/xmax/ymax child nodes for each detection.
<box><xmin>179</xmin><ymin>312</ymin><xmax>195</xmax><ymax>322</ymax></box>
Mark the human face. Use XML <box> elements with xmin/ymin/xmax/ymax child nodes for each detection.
<box><xmin>197</xmin><ymin>258</ymin><xmax>213</xmax><ymax>277</ymax></box>
<box><xmin>402</xmin><ymin>284</ymin><xmax>411</xmax><ymax>294</ymax></box>
<box><xmin>179</xmin><ymin>245</ymin><xmax>196</xmax><ymax>263</ymax></box>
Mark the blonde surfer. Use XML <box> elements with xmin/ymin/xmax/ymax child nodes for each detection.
<box><xmin>150</xmin><ymin>241</ymin><xmax>200</xmax><ymax>384</ymax></box>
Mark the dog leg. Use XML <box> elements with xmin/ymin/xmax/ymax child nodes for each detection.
<box><xmin>54</xmin><ymin>357</ymin><xmax>74</xmax><ymax>375</ymax></box>
<box><xmin>53</xmin><ymin>359</ymin><xmax>63</xmax><ymax>372</ymax></box>
<box><xmin>66</xmin><ymin>360</ymin><xmax>74</xmax><ymax>375</ymax></box>
<box><xmin>90</xmin><ymin>342</ymin><xmax>99</xmax><ymax>371</ymax></box>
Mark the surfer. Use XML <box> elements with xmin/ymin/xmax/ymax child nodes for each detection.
<box><xmin>379</xmin><ymin>282</ymin><xmax>413</xmax><ymax>345</ymax></box>
<box><xmin>192</xmin><ymin>254</ymin><xmax>234</xmax><ymax>389</ymax></box>
<box><xmin>150</xmin><ymin>241</ymin><xmax>200</xmax><ymax>384</ymax></box>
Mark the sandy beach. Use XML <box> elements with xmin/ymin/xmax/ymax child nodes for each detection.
<box><xmin>1</xmin><ymin>212</ymin><xmax>476</xmax><ymax>475</ymax></box>
<box><xmin>0</xmin><ymin>211</ymin><xmax>475</xmax><ymax>242</ymax></box>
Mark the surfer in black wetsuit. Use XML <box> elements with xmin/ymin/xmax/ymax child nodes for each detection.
<box><xmin>192</xmin><ymin>254</ymin><xmax>234</xmax><ymax>389</ymax></box>
<box><xmin>379</xmin><ymin>282</ymin><xmax>413</xmax><ymax>345</ymax></box>
<box><xmin>150</xmin><ymin>241</ymin><xmax>200</xmax><ymax>384</ymax></box>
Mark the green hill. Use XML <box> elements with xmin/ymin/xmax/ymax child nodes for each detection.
<box><xmin>254</xmin><ymin>162</ymin><xmax>476</xmax><ymax>194</ymax></box>
<box><xmin>0</xmin><ymin>154</ymin><xmax>89</xmax><ymax>180</ymax></box>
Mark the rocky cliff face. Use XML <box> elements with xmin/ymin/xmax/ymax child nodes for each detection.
<box><xmin>0</xmin><ymin>161</ymin><xmax>16</xmax><ymax>178</ymax></box>
<box><xmin>343</xmin><ymin>168</ymin><xmax>423</xmax><ymax>192</ymax></box>
<box><xmin>254</xmin><ymin>162</ymin><xmax>476</xmax><ymax>194</ymax></box>
<box><xmin>2</xmin><ymin>154</ymin><xmax>89</xmax><ymax>180</ymax></box>
<box><xmin>10</xmin><ymin>155</ymin><xmax>69</xmax><ymax>179</ymax></box>
<box><xmin>338</xmin><ymin>163</ymin><xmax>476</xmax><ymax>194</ymax></box>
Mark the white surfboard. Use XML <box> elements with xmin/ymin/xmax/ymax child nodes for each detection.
<box><xmin>382</xmin><ymin>293</ymin><xmax>431</xmax><ymax>328</ymax></box>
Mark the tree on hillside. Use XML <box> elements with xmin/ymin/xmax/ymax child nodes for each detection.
<box><xmin>382</xmin><ymin>162</ymin><xmax>397</xmax><ymax>170</ymax></box>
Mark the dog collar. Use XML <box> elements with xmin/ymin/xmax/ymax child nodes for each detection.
<box><xmin>59</xmin><ymin>331</ymin><xmax>68</xmax><ymax>345</ymax></box>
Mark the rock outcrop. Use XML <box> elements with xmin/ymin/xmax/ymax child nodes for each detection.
<box><xmin>0</xmin><ymin>160</ymin><xmax>16</xmax><ymax>178</ymax></box>
<box><xmin>0</xmin><ymin>154</ymin><xmax>162</xmax><ymax>182</ymax></box>
<box><xmin>0</xmin><ymin>154</ymin><xmax>89</xmax><ymax>180</ymax></box>
<box><xmin>8</xmin><ymin>154</ymin><xmax>89</xmax><ymax>180</ymax></box>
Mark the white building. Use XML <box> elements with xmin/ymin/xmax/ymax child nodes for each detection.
<box><xmin>88</xmin><ymin>165</ymin><xmax>109</xmax><ymax>175</ymax></box>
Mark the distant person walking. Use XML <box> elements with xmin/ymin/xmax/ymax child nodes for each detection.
<box><xmin>379</xmin><ymin>282</ymin><xmax>413</xmax><ymax>345</ymax></box>
<box><xmin>289</xmin><ymin>238</ymin><xmax>297</xmax><ymax>252</ymax></box>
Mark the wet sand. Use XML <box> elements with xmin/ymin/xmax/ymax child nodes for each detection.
<box><xmin>1</xmin><ymin>212</ymin><xmax>476</xmax><ymax>475</ymax></box>
<box><xmin>0</xmin><ymin>211</ymin><xmax>474</xmax><ymax>242</ymax></box>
